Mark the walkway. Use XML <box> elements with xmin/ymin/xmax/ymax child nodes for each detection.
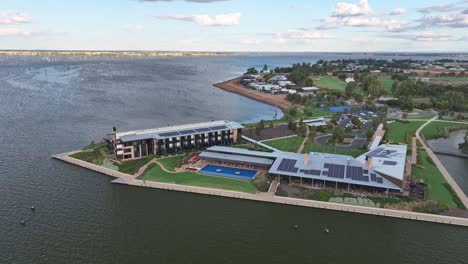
<box><xmin>52</xmin><ymin>151</ymin><xmax>468</xmax><ymax>227</ymax></box>
<box><xmin>241</xmin><ymin>135</ymin><xmax>280</xmax><ymax>152</ymax></box>
<box><xmin>297</xmin><ymin>125</ymin><xmax>309</xmax><ymax>153</ymax></box>
<box><xmin>415</xmin><ymin>117</ymin><xmax>468</xmax><ymax>209</ymax></box>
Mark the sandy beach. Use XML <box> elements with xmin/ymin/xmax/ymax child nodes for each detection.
<box><xmin>213</xmin><ymin>77</ymin><xmax>293</xmax><ymax>112</ymax></box>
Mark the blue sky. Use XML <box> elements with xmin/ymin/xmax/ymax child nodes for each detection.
<box><xmin>0</xmin><ymin>0</ymin><xmax>467</xmax><ymax>51</ymax></box>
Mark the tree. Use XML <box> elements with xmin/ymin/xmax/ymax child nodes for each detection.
<box><xmin>288</xmin><ymin>120</ymin><xmax>296</xmax><ymax>131</ymax></box>
<box><xmin>351</xmin><ymin>116</ymin><xmax>362</xmax><ymax>128</ymax></box>
<box><xmin>305</xmin><ymin>78</ymin><xmax>314</xmax><ymax>87</ymax></box>
<box><xmin>368</xmin><ymin>76</ymin><xmax>384</xmax><ymax>98</ymax></box>
<box><xmin>308</xmin><ymin>126</ymin><xmax>317</xmax><ymax>140</ymax></box>
<box><xmin>391</xmin><ymin>80</ymin><xmax>400</xmax><ymax>95</ymax></box>
<box><xmin>345</xmin><ymin>81</ymin><xmax>357</xmax><ymax>97</ymax></box>
<box><xmin>331</xmin><ymin>126</ymin><xmax>346</xmax><ymax>143</ymax></box>
<box><xmin>263</xmin><ymin>64</ymin><xmax>268</xmax><ymax>72</ymax></box>
<box><xmin>337</xmin><ymin>73</ymin><xmax>346</xmax><ymax>81</ymax></box>
<box><xmin>442</xmin><ymin>91</ymin><xmax>465</xmax><ymax>111</ymax></box>
<box><xmin>269</xmin><ymin>121</ymin><xmax>274</xmax><ymax>128</ymax></box>
<box><xmin>246</xmin><ymin>67</ymin><xmax>258</xmax><ymax>74</ymax></box>
<box><xmin>255</xmin><ymin>123</ymin><xmax>262</xmax><ymax>136</ymax></box>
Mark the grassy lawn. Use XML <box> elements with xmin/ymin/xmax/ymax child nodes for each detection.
<box><xmin>385</xmin><ymin>121</ymin><xmax>425</xmax><ymax>144</ymax></box>
<box><xmin>141</xmin><ymin>163</ymin><xmax>257</xmax><ymax>193</ymax></box>
<box><xmin>420</xmin><ymin>121</ymin><xmax>468</xmax><ymax>140</ymax></box>
<box><xmin>302</xmin><ymin>140</ymin><xmax>368</xmax><ymax>157</ymax></box>
<box><xmin>412</xmin><ymin>150</ymin><xmax>458</xmax><ymax>208</ymax></box>
<box><xmin>412</xmin><ymin>97</ymin><xmax>431</xmax><ymax>104</ymax></box>
<box><xmin>263</xmin><ymin>136</ymin><xmax>305</xmax><ymax>152</ymax></box>
<box><xmin>377</xmin><ymin>76</ymin><xmax>393</xmax><ymax>93</ymax></box>
<box><xmin>117</xmin><ymin>156</ymin><xmax>154</xmax><ymax>174</ymax></box>
<box><xmin>157</xmin><ymin>155</ymin><xmax>185</xmax><ymax>171</ymax></box>
<box><xmin>69</xmin><ymin>142</ymin><xmax>108</xmax><ymax>165</ymax></box>
<box><xmin>407</xmin><ymin>112</ymin><xmax>437</xmax><ymax>120</ymax></box>
<box><xmin>70</xmin><ymin>141</ymin><xmax>153</xmax><ymax>175</ymax></box>
<box><xmin>303</xmin><ymin>106</ymin><xmax>332</xmax><ymax>118</ymax></box>
<box><xmin>312</xmin><ymin>76</ymin><xmax>346</xmax><ymax>91</ymax></box>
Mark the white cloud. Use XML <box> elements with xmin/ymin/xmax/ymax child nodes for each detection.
<box><xmin>0</xmin><ymin>11</ymin><xmax>32</xmax><ymax>24</ymax></box>
<box><xmin>332</xmin><ymin>0</ymin><xmax>373</xmax><ymax>17</ymax></box>
<box><xmin>277</xmin><ymin>29</ymin><xmax>333</xmax><ymax>41</ymax></box>
<box><xmin>417</xmin><ymin>3</ymin><xmax>460</xmax><ymax>14</ymax></box>
<box><xmin>388</xmin><ymin>32</ymin><xmax>454</xmax><ymax>42</ymax></box>
<box><xmin>418</xmin><ymin>13</ymin><xmax>468</xmax><ymax>28</ymax></box>
<box><xmin>240</xmin><ymin>38</ymin><xmax>262</xmax><ymax>45</ymax></box>
<box><xmin>390</xmin><ymin>8</ymin><xmax>406</xmax><ymax>16</ymax></box>
<box><xmin>124</xmin><ymin>24</ymin><xmax>144</xmax><ymax>32</ymax></box>
<box><xmin>155</xmin><ymin>12</ymin><xmax>240</xmax><ymax>26</ymax></box>
<box><xmin>0</xmin><ymin>28</ymin><xmax>38</xmax><ymax>36</ymax></box>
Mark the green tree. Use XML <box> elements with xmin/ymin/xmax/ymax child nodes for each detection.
<box><xmin>368</xmin><ymin>76</ymin><xmax>384</xmax><ymax>98</ymax></box>
<box><xmin>391</xmin><ymin>80</ymin><xmax>400</xmax><ymax>95</ymax></box>
<box><xmin>263</xmin><ymin>64</ymin><xmax>268</xmax><ymax>72</ymax></box>
<box><xmin>246</xmin><ymin>67</ymin><xmax>258</xmax><ymax>74</ymax></box>
<box><xmin>345</xmin><ymin>81</ymin><xmax>357</xmax><ymax>97</ymax></box>
<box><xmin>331</xmin><ymin>126</ymin><xmax>346</xmax><ymax>143</ymax></box>
<box><xmin>305</xmin><ymin>78</ymin><xmax>314</xmax><ymax>87</ymax></box>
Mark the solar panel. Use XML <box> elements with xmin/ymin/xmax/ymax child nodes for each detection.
<box><xmin>210</xmin><ymin>125</ymin><xmax>228</xmax><ymax>131</ymax></box>
<box><xmin>370</xmin><ymin>173</ymin><xmax>377</xmax><ymax>181</ymax></box>
<box><xmin>325</xmin><ymin>163</ymin><xmax>345</xmax><ymax>179</ymax></box>
<box><xmin>363</xmin><ymin>169</ymin><xmax>369</xmax><ymax>174</ymax></box>
<box><xmin>195</xmin><ymin>128</ymin><xmax>211</xmax><ymax>133</ymax></box>
<box><xmin>311</xmin><ymin>169</ymin><xmax>321</xmax><ymax>176</ymax></box>
<box><xmin>277</xmin><ymin>159</ymin><xmax>298</xmax><ymax>173</ymax></box>
<box><xmin>376</xmin><ymin>177</ymin><xmax>383</xmax><ymax>184</ymax></box>
<box><xmin>383</xmin><ymin>160</ymin><xmax>397</xmax><ymax>166</ymax></box>
<box><xmin>179</xmin><ymin>129</ymin><xmax>196</xmax><ymax>135</ymax></box>
<box><xmin>159</xmin><ymin>132</ymin><xmax>180</xmax><ymax>137</ymax></box>
<box><xmin>322</xmin><ymin>171</ymin><xmax>328</xmax><ymax>176</ymax></box>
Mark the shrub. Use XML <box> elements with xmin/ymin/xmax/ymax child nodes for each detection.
<box><xmin>412</xmin><ymin>200</ymin><xmax>449</xmax><ymax>214</ymax></box>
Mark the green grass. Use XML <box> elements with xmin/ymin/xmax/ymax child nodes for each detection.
<box><xmin>303</xmin><ymin>106</ymin><xmax>332</xmax><ymax>118</ymax></box>
<box><xmin>412</xmin><ymin>150</ymin><xmax>459</xmax><ymax>208</ymax></box>
<box><xmin>377</xmin><ymin>76</ymin><xmax>393</xmax><ymax>93</ymax></box>
<box><xmin>385</xmin><ymin>121</ymin><xmax>425</xmax><ymax>144</ymax></box>
<box><xmin>420</xmin><ymin>121</ymin><xmax>468</xmax><ymax>140</ymax></box>
<box><xmin>302</xmin><ymin>140</ymin><xmax>368</xmax><ymax>157</ymax></box>
<box><xmin>263</xmin><ymin>136</ymin><xmax>305</xmax><ymax>152</ymax></box>
<box><xmin>117</xmin><ymin>155</ymin><xmax>154</xmax><ymax>174</ymax></box>
<box><xmin>69</xmin><ymin>142</ymin><xmax>109</xmax><ymax>165</ymax></box>
<box><xmin>312</xmin><ymin>76</ymin><xmax>347</xmax><ymax>90</ymax></box>
<box><xmin>407</xmin><ymin>112</ymin><xmax>437</xmax><ymax>120</ymax></box>
<box><xmin>412</xmin><ymin>97</ymin><xmax>431</xmax><ymax>104</ymax></box>
<box><xmin>157</xmin><ymin>155</ymin><xmax>186</xmax><ymax>171</ymax></box>
<box><xmin>142</xmin><ymin>163</ymin><xmax>257</xmax><ymax>193</ymax></box>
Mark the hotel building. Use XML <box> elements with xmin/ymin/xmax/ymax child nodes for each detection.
<box><xmin>111</xmin><ymin>120</ymin><xmax>243</xmax><ymax>161</ymax></box>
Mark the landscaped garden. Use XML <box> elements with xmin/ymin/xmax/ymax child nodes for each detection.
<box><xmin>385</xmin><ymin>121</ymin><xmax>425</xmax><ymax>144</ymax></box>
<box><xmin>412</xmin><ymin>149</ymin><xmax>463</xmax><ymax>209</ymax></box>
<box><xmin>263</xmin><ymin>136</ymin><xmax>304</xmax><ymax>152</ymax></box>
<box><xmin>420</xmin><ymin>121</ymin><xmax>468</xmax><ymax>140</ymax></box>
<box><xmin>141</xmin><ymin>162</ymin><xmax>258</xmax><ymax>193</ymax></box>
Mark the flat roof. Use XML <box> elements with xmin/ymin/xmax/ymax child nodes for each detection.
<box><xmin>204</xmin><ymin>144</ymin><xmax>406</xmax><ymax>191</ymax></box>
<box><xmin>199</xmin><ymin>151</ymin><xmax>274</xmax><ymax>166</ymax></box>
<box><xmin>116</xmin><ymin>120</ymin><xmax>243</xmax><ymax>142</ymax></box>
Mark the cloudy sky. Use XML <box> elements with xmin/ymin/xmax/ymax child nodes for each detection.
<box><xmin>1</xmin><ymin>0</ymin><xmax>467</xmax><ymax>51</ymax></box>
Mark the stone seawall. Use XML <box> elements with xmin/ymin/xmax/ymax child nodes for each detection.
<box><xmin>52</xmin><ymin>152</ymin><xmax>468</xmax><ymax>227</ymax></box>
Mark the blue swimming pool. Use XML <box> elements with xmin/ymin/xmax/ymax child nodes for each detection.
<box><xmin>199</xmin><ymin>165</ymin><xmax>257</xmax><ymax>180</ymax></box>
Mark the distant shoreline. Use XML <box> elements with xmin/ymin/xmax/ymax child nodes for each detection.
<box><xmin>0</xmin><ymin>50</ymin><xmax>230</xmax><ymax>57</ymax></box>
<box><xmin>213</xmin><ymin>77</ymin><xmax>292</xmax><ymax>113</ymax></box>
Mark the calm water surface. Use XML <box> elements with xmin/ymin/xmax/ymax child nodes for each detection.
<box><xmin>0</xmin><ymin>55</ymin><xmax>467</xmax><ymax>263</ymax></box>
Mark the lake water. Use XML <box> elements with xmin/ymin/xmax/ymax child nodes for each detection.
<box><xmin>1</xmin><ymin>54</ymin><xmax>467</xmax><ymax>263</ymax></box>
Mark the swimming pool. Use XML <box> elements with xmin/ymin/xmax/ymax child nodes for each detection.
<box><xmin>199</xmin><ymin>165</ymin><xmax>257</xmax><ymax>180</ymax></box>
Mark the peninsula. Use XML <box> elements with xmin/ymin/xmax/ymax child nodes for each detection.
<box><xmin>53</xmin><ymin>60</ymin><xmax>468</xmax><ymax>227</ymax></box>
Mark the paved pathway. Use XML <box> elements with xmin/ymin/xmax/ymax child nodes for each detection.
<box><xmin>260</xmin><ymin>134</ymin><xmax>298</xmax><ymax>143</ymax></box>
<box><xmin>297</xmin><ymin>125</ymin><xmax>309</xmax><ymax>153</ymax></box>
<box><xmin>415</xmin><ymin>116</ymin><xmax>468</xmax><ymax>209</ymax></box>
<box><xmin>52</xmin><ymin>151</ymin><xmax>468</xmax><ymax>227</ymax></box>
<box><xmin>241</xmin><ymin>135</ymin><xmax>280</xmax><ymax>152</ymax></box>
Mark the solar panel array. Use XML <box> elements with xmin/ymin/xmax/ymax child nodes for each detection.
<box><xmin>367</xmin><ymin>148</ymin><xmax>398</xmax><ymax>158</ymax></box>
<box><xmin>277</xmin><ymin>159</ymin><xmax>298</xmax><ymax>173</ymax></box>
<box><xmin>325</xmin><ymin>163</ymin><xmax>345</xmax><ymax>179</ymax></box>
<box><xmin>346</xmin><ymin>166</ymin><xmax>368</xmax><ymax>181</ymax></box>
<box><xmin>370</xmin><ymin>173</ymin><xmax>384</xmax><ymax>183</ymax></box>
<box><xmin>299</xmin><ymin>169</ymin><xmax>321</xmax><ymax>176</ymax></box>
<box><xmin>157</xmin><ymin>126</ymin><xmax>230</xmax><ymax>138</ymax></box>
<box><xmin>383</xmin><ymin>160</ymin><xmax>397</xmax><ymax>166</ymax></box>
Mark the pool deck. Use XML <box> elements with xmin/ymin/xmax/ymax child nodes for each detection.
<box><xmin>52</xmin><ymin>151</ymin><xmax>468</xmax><ymax>227</ymax></box>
